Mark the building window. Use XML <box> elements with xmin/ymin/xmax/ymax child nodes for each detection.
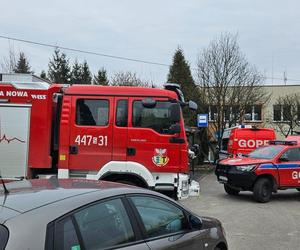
<box><xmin>244</xmin><ymin>105</ymin><xmax>262</xmax><ymax>121</ymax></box>
<box><xmin>244</xmin><ymin>106</ymin><xmax>252</xmax><ymax>121</ymax></box>
<box><xmin>273</xmin><ymin>105</ymin><xmax>281</xmax><ymax>121</ymax></box>
<box><xmin>283</xmin><ymin>105</ymin><xmax>291</xmax><ymax>121</ymax></box>
<box><xmin>273</xmin><ymin>105</ymin><xmax>291</xmax><ymax>122</ymax></box>
<box><xmin>231</xmin><ymin>105</ymin><xmax>240</xmax><ymax>121</ymax></box>
<box><xmin>223</xmin><ymin>105</ymin><xmax>230</xmax><ymax>121</ymax></box>
<box><xmin>209</xmin><ymin>106</ymin><xmax>218</xmax><ymax>121</ymax></box>
<box><xmin>209</xmin><ymin>105</ymin><xmax>241</xmax><ymax>122</ymax></box>
<box><xmin>253</xmin><ymin>105</ymin><xmax>262</xmax><ymax>121</ymax></box>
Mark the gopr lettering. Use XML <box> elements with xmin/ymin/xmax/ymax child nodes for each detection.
<box><xmin>292</xmin><ymin>171</ymin><xmax>300</xmax><ymax>180</ymax></box>
<box><xmin>237</xmin><ymin>139</ymin><xmax>269</xmax><ymax>148</ymax></box>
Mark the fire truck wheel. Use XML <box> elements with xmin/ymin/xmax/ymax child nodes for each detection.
<box><xmin>224</xmin><ymin>184</ymin><xmax>240</xmax><ymax>195</ymax></box>
<box><xmin>296</xmin><ymin>188</ymin><xmax>300</xmax><ymax>192</ymax></box>
<box><xmin>253</xmin><ymin>178</ymin><xmax>272</xmax><ymax>203</ymax></box>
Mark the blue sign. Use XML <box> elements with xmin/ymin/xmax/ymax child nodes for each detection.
<box><xmin>197</xmin><ymin>114</ymin><xmax>208</xmax><ymax>128</ymax></box>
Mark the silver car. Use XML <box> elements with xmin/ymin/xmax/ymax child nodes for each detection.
<box><xmin>0</xmin><ymin>178</ymin><xmax>227</xmax><ymax>250</ymax></box>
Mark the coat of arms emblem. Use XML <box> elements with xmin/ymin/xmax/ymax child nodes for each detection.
<box><xmin>152</xmin><ymin>148</ymin><xmax>169</xmax><ymax>167</ymax></box>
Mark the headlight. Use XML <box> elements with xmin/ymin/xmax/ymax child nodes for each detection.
<box><xmin>236</xmin><ymin>164</ymin><xmax>256</xmax><ymax>172</ymax></box>
<box><xmin>220</xmin><ymin>223</ymin><xmax>226</xmax><ymax>238</ymax></box>
<box><xmin>182</xmin><ymin>180</ymin><xmax>189</xmax><ymax>190</ymax></box>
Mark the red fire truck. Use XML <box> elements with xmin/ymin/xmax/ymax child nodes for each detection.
<box><xmin>0</xmin><ymin>73</ymin><xmax>199</xmax><ymax>199</ymax></box>
<box><xmin>219</xmin><ymin>125</ymin><xmax>276</xmax><ymax>159</ymax></box>
<box><xmin>216</xmin><ymin>136</ymin><xmax>300</xmax><ymax>202</ymax></box>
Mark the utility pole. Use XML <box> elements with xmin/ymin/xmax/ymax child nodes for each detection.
<box><xmin>284</xmin><ymin>71</ymin><xmax>287</xmax><ymax>85</ymax></box>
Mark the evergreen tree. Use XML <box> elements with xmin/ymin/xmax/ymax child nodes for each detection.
<box><xmin>40</xmin><ymin>70</ymin><xmax>48</xmax><ymax>80</ymax></box>
<box><xmin>81</xmin><ymin>61</ymin><xmax>92</xmax><ymax>84</ymax></box>
<box><xmin>70</xmin><ymin>59</ymin><xmax>83</xmax><ymax>84</ymax></box>
<box><xmin>48</xmin><ymin>48</ymin><xmax>71</xmax><ymax>84</ymax></box>
<box><xmin>14</xmin><ymin>52</ymin><xmax>32</xmax><ymax>73</ymax></box>
<box><xmin>93</xmin><ymin>68</ymin><xmax>109</xmax><ymax>85</ymax></box>
<box><xmin>167</xmin><ymin>48</ymin><xmax>199</xmax><ymax>126</ymax></box>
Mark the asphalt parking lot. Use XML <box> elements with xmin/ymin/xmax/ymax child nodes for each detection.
<box><xmin>180</xmin><ymin>172</ymin><xmax>300</xmax><ymax>250</ymax></box>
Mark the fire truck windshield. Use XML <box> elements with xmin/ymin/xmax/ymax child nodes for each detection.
<box><xmin>248</xmin><ymin>145</ymin><xmax>284</xmax><ymax>159</ymax></box>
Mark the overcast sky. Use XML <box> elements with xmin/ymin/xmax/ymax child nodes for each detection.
<box><xmin>0</xmin><ymin>0</ymin><xmax>299</xmax><ymax>85</ymax></box>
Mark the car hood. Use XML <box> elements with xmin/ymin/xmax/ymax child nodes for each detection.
<box><xmin>219</xmin><ymin>157</ymin><xmax>272</xmax><ymax>166</ymax></box>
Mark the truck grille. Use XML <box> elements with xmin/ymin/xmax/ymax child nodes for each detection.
<box><xmin>216</xmin><ymin>164</ymin><xmax>231</xmax><ymax>174</ymax></box>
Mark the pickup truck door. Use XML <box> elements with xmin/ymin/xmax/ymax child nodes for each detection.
<box><xmin>277</xmin><ymin>148</ymin><xmax>300</xmax><ymax>186</ymax></box>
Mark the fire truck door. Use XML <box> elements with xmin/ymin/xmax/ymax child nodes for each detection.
<box><xmin>68</xmin><ymin>97</ymin><xmax>113</xmax><ymax>171</ymax></box>
<box><xmin>112</xmin><ymin>98</ymin><xmax>128</xmax><ymax>161</ymax></box>
<box><xmin>127</xmin><ymin>98</ymin><xmax>182</xmax><ymax>173</ymax></box>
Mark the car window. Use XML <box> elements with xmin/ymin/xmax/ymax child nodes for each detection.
<box><xmin>55</xmin><ymin>198</ymin><xmax>135</xmax><ymax>250</ymax></box>
<box><xmin>55</xmin><ymin>217</ymin><xmax>80</xmax><ymax>250</ymax></box>
<box><xmin>75</xmin><ymin>198</ymin><xmax>135</xmax><ymax>250</ymax></box>
<box><xmin>281</xmin><ymin>148</ymin><xmax>300</xmax><ymax>161</ymax></box>
<box><xmin>0</xmin><ymin>225</ymin><xmax>8</xmax><ymax>250</ymax></box>
<box><xmin>130</xmin><ymin>196</ymin><xmax>187</xmax><ymax>238</ymax></box>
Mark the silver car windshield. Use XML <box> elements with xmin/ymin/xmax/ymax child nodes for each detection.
<box><xmin>248</xmin><ymin>145</ymin><xmax>284</xmax><ymax>159</ymax></box>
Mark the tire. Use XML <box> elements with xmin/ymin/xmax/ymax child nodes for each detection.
<box><xmin>224</xmin><ymin>184</ymin><xmax>240</xmax><ymax>195</ymax></box>
<box><xmin>297</xmin><ymin>188</ymin><xmax>300</xmax><ymax>192</ymax></box>
<box><xmin>253</xmin><ymin>178</ymin><xmax>272</xmax><ymax>203</ymax></box>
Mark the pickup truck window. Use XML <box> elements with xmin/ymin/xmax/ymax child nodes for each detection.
<box><xmin>280</xmin><ymin>148</ymin><xmax>300</xmax><ymax>161</ymax></box>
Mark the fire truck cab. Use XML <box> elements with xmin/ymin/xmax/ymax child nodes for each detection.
<box><xmin>0</xmin><ymin>74</ymin><xmax>199</xmax><ymax>199</ymax></box>
<box><xmin>216</xmin><ymin>136</ymin><xmax>300</xmax><ymax>202</ymax></box>
<box><xmin>219</xmin><ymin>125</ymin><xmax>276</xmax><ymax>159</ymax></box>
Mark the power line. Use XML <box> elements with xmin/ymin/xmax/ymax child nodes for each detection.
<box><xmin>263</xmin><ymin>76</ymin><xmax>300</xmax><ymax>83</ymax></box>
<box><xmin>0</xmin><ymin>35</ymin><xmax>171</xmax><ymax>68</ymax></box>
<box><xmin>1</xmin><ymin>34</ymin><xmax>300</xmax><ymax>83</ymax></box>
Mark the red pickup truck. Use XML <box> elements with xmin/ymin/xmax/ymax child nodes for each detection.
<box><xmin>215</xmin><ymin>136</ymin><xmax>300</xmax><ymax>202</ymax></box>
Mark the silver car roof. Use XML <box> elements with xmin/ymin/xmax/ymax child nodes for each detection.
<box><xmin>0</xmin><ymin>178</ymin><xmax>151</xmax><ymax>223</ymax></box>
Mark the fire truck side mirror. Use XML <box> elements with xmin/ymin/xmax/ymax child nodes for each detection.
<box><xmin>170</xmin><ymin>103</ymin><xmax>181</xmax><ymax>123</ymax></box>
<box><xmin>142</xmin><ymin>98</ymin><xmax>156</xmax><ymax>108</ymax></box>
<box><xmin>188</xmin><ymin>100</ymin><xmax>198</xmax><ymax>111</ymax></box>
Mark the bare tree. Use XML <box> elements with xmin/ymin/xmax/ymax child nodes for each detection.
<box><xmin>0</xmin><ymin>45</ymin><xmax>17</xmax><ymax>73</ymax></box>
<box><xmin>272</xmin><ymin>93</ymin><xmax>300</xmax><ymax>137</ymax></box>
<box><xmin>110</xmin><ymin>71</ymin><xmax>152</xmax><ymax>87</ymax></box>
<box><xmin>197</xmin><ymin>33</ymin><xmax>270</xmax><ymax>146</ymax></box>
